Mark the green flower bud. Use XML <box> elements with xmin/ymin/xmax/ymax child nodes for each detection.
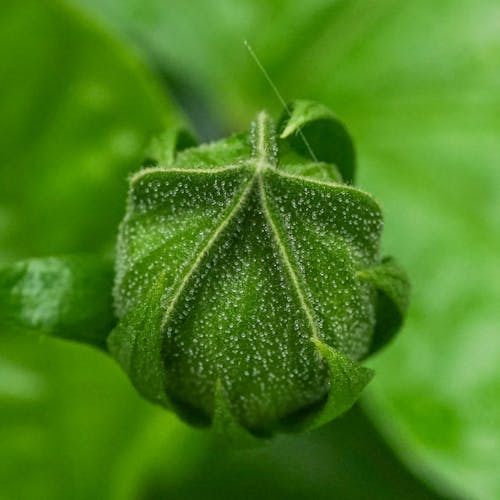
<box><xmin>108</xmin><ymin>101</ymin><xmax>409</xmax><ymax>439</ymax></box>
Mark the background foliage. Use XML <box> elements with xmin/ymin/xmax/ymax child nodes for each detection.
<box><xmin>1</xmin><ymin>0</ymin><xmax>499</xmax><ymax>498</ymax></box>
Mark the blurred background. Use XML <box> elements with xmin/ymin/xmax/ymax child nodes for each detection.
<box><xmin>1</xmin><ymin>0</ymin><xmax>499</xmax><ymax>498</ymax></box>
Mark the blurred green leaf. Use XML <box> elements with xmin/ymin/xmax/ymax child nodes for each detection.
<box><xmin>0</xmin><ymin>333</ymin><xmax>201</xmax><ymax>500</ymax></box>
<box><xmin>138</xmin><ymin>405</ymin><xmax>443</xmax><ymax>500</ymax></box>
<box><xmin>0</xmin><ymin>0</ymin><xmax>183</xmax><ymax>264</ymax></box>
<box><xmin>67</xmin><ymin>0</ymin><xmax>354</xmax><ymax>124</ymax></box>
<box><xmin>0</xmin><ymin>1</ymin><xmax>187</xmax><ymax>499</ymax></box>
<box><xmin>0</xmin><ymin>255</ymin><xmax>115</xmax><ymax>348</ymax></box>
<box><xmin>69</xmin><ymin>0</ymin><xmax>500</xmax><ymax>497</ymax></box>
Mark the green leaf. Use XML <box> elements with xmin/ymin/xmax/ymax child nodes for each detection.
<box><xmin>111</xmin><ymin>106</ymin><xmax>407</xmax><ymax>436</ymax></box>
<box><xmin>278</xmin><ymin>100</ymin><xmax>356</xmax><ymax>183</ymax></box>
<box><xmin>0</xmin><ymin>255</ymin><xmax>115</xmax><ymax>349</ymax></box>
<box><xmin>0</xmin><ymin>0</ymin><xmax>184</xmax><ymax>264</ymax></box>
<box><xmin>358</xmin><ymin>257</ymin><xmax>410</xmax><ymax>355</ymax></box>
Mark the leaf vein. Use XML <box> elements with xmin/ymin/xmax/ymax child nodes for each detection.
<box><xmin>258</xmin><ymin>173</ymin><xmax>321</xmax><ymax>341</ymax></box>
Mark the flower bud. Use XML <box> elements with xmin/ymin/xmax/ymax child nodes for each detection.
<box><xmin>109</xmin><ymin>102</ymin><xmax>409</xmax><ymax>438</ymax></box>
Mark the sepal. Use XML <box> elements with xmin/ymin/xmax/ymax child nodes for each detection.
<box><xmin>212</xmin><ymin>381</ymin><xmax>266</xmax><ymax>448</ymax></box>
<box><xmin>278</xmin><ymin>100</ymin><xmax>356</xmax><ymax>183</ymax></box>
<box><xmin>280</xmin><ymin>161</ymin><xmax>342</xmax><ymax>184</ymax></box>
<box><xmin>108</xmin><ymin>272</ymin><xmax>170</xmax><ymax>406</ymax></box>
<box><xmin>358</xmin><ymin>257</ymin><xmax>410</xmax><ymax>354</ymax></box>
<box><xmin>173</xmin><ymin>133</ymin><xmax>251</xmax><ymax>168</ymax></box>
<box><xmin>300</xmin><ymin>339</ymin><xmax>374</xmax><ymax>431</ymax></box>
<box><xmin>143</xmin><ymin>126</ymin><xmax>197</xmax><ymax>167</ymax></box>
